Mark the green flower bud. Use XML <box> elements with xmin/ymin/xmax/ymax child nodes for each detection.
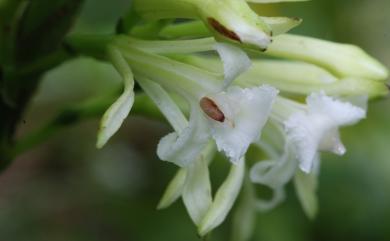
<box><xmin>133</xmin><ymin>0</ymin><xmax>272</xmax><ymax>49</ymax></box>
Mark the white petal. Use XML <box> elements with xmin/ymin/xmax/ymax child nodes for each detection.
<box><xmin>307</xmin><ymin>92</ymin><xmax>366</xmax><ymax>125</ymax></box>
<box><xmin>157</xmin><ymin>106</ymin><xmax>210</xmax><ymax>167</ymax></box>
<box><xmin>285</xmin><ymin>92</ymin><xmax>366</xmax><ymax>173</ymax></box>
<box><xmin>250</xmin><ymin>145</ymin><xmax>297</xmax><ymax>189</ymax></box>
<box><xmin>198</xmin><ymin>159</ymin><xmax>245</xmax><ymax>236</ymax></box>
<box><xmin>136</xmin><ymin>76</ymin><xmax>188</xmax><ymax>132</ymax></box>
<box><xmin>205</xmin><ymin>86</ymin><xmax>278</xmax><ymax>163</ymax></box>
<box><xmin>250</xmin><ymin>143</ymin><xmax>298</xmax><ymax>211</ymax></box>
<box><xmin>182</xmin><ymin>157</ymin><xmax>213</xmax><ymax>225</ymax></box>
<box><xmin>214</xmin><ymin>43</ymin><xmax>251</xmax><ymax>88</ymax></box>
<box><xmin>137</xmin><ymin>76</ymin><xmax>208</xmax><ymax>167</ymax></box>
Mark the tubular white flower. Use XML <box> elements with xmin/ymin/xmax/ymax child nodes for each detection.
<box><xmin>119</xmin><ymin>40</ymin><xmax>277</xmax><ymax>166</ymax></box>
<box><xmin>282</xmin><ymin>92</ymin><xmax>366</xmax><ymax>173</ymax></box>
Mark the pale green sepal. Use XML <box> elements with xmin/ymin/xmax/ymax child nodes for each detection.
<box><xmin>182</xmin><ymin>156</ymin><xmax>213</xmax><ymax>225</ymax></box>
<box><xmin>157</xmin><ymin>168</ymin><xmax>187</xmax><ymax>210</ymax></box>
<box><xmin>96</xmin><ymin>47</ymin><xmax>135</xmax><ymax>148</ymax></box>
<box><xmin>214</xmin><ymin>43</ymin><xmax>251</xmax><ymax>88</ymax></box>
<box><xmin>198</xmin><ymin>159</ymin><xmax>245</xmax><ymax>236</ymax></box>
<box><xmin>261</xmin><ymin>16</ymin><xmax>302</xmax><ymax>36</ymax></box>
<box><xmin>136</xmin><ymin>75</ymin><xmax>188</xmax><ymax>132</ymax></box>
<box><xmin>294</xmin><ymin>168</ymin><xmax>319</xmax><ymax>219</ymax></box>
<box><xmin>250</xmin><ymin>143</ymin><xmax>298</xmax><ymax>211</ymax></box>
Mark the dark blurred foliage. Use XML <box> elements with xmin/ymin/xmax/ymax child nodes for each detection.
<box><xmin>0</xmin><ymin>0</ymin><xmax>389</xmax><ymax>240</ymax></box>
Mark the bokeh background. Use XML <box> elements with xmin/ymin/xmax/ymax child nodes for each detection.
<box><xmin>0</xmin><ymin>0</ymin><xmax>389</xmax><ymax>240</ymax></box>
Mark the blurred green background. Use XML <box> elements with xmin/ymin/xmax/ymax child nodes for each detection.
<box><xmin>0</xmin><ymin>0</ymin><xmax>389</xmax><ymax>240</ymax></box>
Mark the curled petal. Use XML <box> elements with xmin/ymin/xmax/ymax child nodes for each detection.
<box><xmin>157</xmin><ymin>106</ymin><xmax>210</xmax><ymax>167</ymax></box>
<box><xmin>214</xmin><ymin>43</ymin><xmax>251</xmax><ymax>88</ymax></box>
<box><xmin>254</xmin><ymin>187</ymin><xmax>285</xmax><ymax>211</ymax></box>
<box><xmin>250</xmin><ymin>143</ymin><xmax>298</xmax><ymax>210</ymax></box>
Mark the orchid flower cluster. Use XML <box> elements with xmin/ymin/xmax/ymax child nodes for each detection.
<box><xmin>82</xmin><ymin>0</ymin><xmax>388</xmax><ymax>238</ymax></box>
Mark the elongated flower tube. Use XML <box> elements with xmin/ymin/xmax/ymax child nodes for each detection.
<box><xmin>265</xmin><ymin>34</ymin><xmax>389</xmax><ymax>81</ymax></box>
<box><xmin>237</xmin><ymin>60</ymin><xmax>389</xmax><ymax>98</ymax></box>
<box><xmin>173</xmin><ymin>54</ymin><xmax>389</xmax><ymax>99</ymax></box>
<box><xmin>133</xmin><ymin>0</ymin><xmax>274</xmax><ymax>49</ymax></box>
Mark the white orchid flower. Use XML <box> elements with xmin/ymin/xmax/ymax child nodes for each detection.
<box><xmin>119</xmin><ymin>40</ymin><xmax>278</xmax><ymax>166</ymax></box>
<box><xmin>272</xmin><ymin>92</ymin><xmax>366</xmax><ymax>173</ymax></box>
